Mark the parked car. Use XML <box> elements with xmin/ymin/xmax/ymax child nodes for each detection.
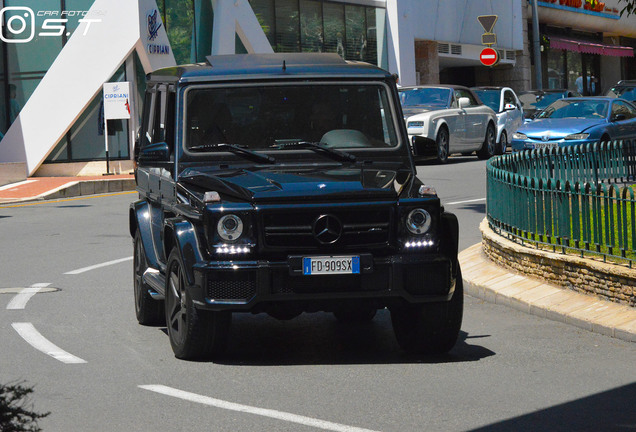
<box><xmin>472</xmin><ymin>86</ymin><xmax>524</xmax><ymax>154</ymax></box>
<box><xmin>399</xmin><ymin>85</ymin><xmax>498</xmax><ymax>163</ymax></box>
<box><xmin>511</xmin><ymin>96</ymin><xmax>636</xmax><ymax>151</ymax></box>
<box><xmin>518</xmin><ymin>89</ymin><xmax>581</xmax><ymax>120</ymax></box>
<box><xmin>605</xmin><ymin>79</ymin><xmax>636</xmax><ymax>102</ymax></box>
<box><xmin>130</xmin><ymin>53</ymin><xmax>463</xmax><ymax>359</ymax></box>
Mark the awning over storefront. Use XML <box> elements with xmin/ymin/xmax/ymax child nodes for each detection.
<box><xmin>550</xmin><ymin>36</ymin><xmax>634</xmax><ymax>57</ymax></box>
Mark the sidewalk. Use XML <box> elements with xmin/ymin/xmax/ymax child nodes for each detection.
<box><xmin>459</xmin><ymin>244</ymin><xmax>636</xmax><ymax>343</ymax></box>
<box><xmin>0</xmin><ymin>174</ymin><xmax>135</xmax><ymax>204</ymax></box>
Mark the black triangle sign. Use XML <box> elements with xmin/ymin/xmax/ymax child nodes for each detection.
<box><xmin>478</xmin><ymin>15</ymin><xmax>498</xmax><ymax>33</ymax></box>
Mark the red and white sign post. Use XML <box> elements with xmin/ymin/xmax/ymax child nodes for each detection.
<box><xmin>479</xmin><ymin>47</ymin><xmax>499</xmax><ymax>67</ymax></box>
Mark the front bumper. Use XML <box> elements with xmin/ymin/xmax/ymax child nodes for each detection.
<box><xmin>189</xmin><ymin>252</ymin><xmax>456</xmax><ymax>311</ymax></box>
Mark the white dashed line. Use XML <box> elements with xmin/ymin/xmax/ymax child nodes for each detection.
<box><xmin>12</xmin><ymin>323</ymin><xmax>87</xmax><ymax>364</ymax></box>
<box><xmin>64</xmin><ymin>256</ymin><xmax>133</xmax><ymax>275</ymax></box>
<box><xmin>7</xmin><ymin>283</ymin><xmax>50</xmax><ymax>310</ymax></box>
<box><xmin>139</xmin><ymin>385</ymin><xmax>381</xmax><ymax>432</ymax></box>
<box><xmin>445</xmin><ymin>197</ymin><xmax>486</xmax><ymax>205</ymax></box>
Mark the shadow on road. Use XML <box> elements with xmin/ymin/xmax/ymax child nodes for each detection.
<box><xmin>468</xmin><ymin>382</ymin><xmax>636</xmax><ymax>432</ymax></box>
<box><xmin>190</xmin><ymin>310</ymin><xmax>497</xmax><ymax>366</ymax></box>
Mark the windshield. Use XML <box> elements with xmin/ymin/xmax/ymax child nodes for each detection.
<box><xmin>519</xmin><ymin>92</ymin><xmax>565</xmax><ymax>111</ymax></box>
<box><xmin>536</xmin><ymin>99</ymin><xmax>608</xmax><ymax>119</ymax></box>
<box><xmin>184</xmin><ymin>83</ymin><xmax>399</xmax><ymax>153</ymax></box>
<box><xmin>606</xmin><ymin>86</ymin><xmax>636</xmax><ymax>101</ymax></box>
<box><xmin>398</xmin><ymin>88</ymin><xmax>451</xmax><ymax>109</ymax></box>
<box><xmin>473</xmin><ymin>90</ymin><xmax>500</xmax><ymax>112</ymax></box>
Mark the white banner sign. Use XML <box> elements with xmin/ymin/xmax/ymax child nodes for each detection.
<box><xmin>103</xmin><ymin>82</ymin><xmax>131</xmax><ymax>120</ymax></box>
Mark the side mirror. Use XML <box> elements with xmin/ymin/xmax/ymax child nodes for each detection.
<box><xmin>504</xmin><ymin>103</ymin><xmax>516</xmax><ymax>111</ymax></box>
<box><xmin>612</xmin><ymin>113</ymin><xmax>627</xmax><ymax>122</ymax></box>
<box><xmin>458</xmin><ymin>97</ymin><xmax>470</xmax><ymax>109</ymax></box>
<box><xmin>138</xmin><ymin>142</ymin><xmax>171</xmax><ymax>163</ymax></box>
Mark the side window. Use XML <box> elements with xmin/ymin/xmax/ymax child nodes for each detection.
<box><xmin>504</xmin><ymin>91</ymin><xmax>515</xmax><ymax>106</ymax></box>
<box><xmin>138</xmin><ymin>89</ymin><xmax>156</xmax><ymax>149</ymax></box>
<box><xmin>612</xmin><ymin>101</ymin><xmax>636</xmax><ymax>119</ymax></box>
<box><xmin>455</xmin><ymin>89</ymin><xmax>478</xmax><ymax>106</ymax></box>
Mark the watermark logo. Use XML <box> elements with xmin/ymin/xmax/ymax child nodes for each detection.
<box><xmin>0</xmin><ymin>7</ymin><xmax>35</xmax><ymax>43</ymax></box>
<box><xmin>0</xmin><ymin>6</ymin><xmax>102</xmax><ymax>43</ymax></box>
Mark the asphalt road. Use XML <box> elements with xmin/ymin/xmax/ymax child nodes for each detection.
<box><xmin>0</xmin><ymin>157</ymin><xmax>634</xmax><ymax>432</ymax></box>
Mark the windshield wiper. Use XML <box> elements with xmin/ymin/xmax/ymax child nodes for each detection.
<box><xmin>189</xmin><ymin>143</ymin><xmax>276</xmax><ymax>164</ymax></box>
<box><xmin>270</xmin><ymin>141</ymin><xmax>357</xmax><ymax>163</ymax></box>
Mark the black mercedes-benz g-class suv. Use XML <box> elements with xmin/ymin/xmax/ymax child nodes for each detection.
<box><xmin>130</xmin><ymin>53</ymin><xmax>462</xmax><ymax>359</ymax></box>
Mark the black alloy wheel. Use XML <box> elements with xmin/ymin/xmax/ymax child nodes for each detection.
<box><xmin>391</xmin><ymin>267</ymin><xmax>464</xmax><ymax>354</ymax></box>
<box><xmin>165</xmin><ymin>249</ymin><xmax>230</xmax><ymax>360</ymax></box>
<box><xmin>133</xmin><ymin>231</ymin><xmax>164</xmax><ymax>326</ymax></box>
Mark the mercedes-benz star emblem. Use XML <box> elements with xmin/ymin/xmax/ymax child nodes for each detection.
<box><xmin>542</xmin><ymin>134</ymin><xmax>550</xmax><ymax>142</ymax></box>
<box><xmin>312</xmin><ymin>214</ymin><xmax>342</xmax><ymax>244</ymax></box>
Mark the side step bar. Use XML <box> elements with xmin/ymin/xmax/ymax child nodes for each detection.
<box><xmin>143</xmin><ymin>268</ymin><xmax>166</xmax><ymax>300</ymax></box>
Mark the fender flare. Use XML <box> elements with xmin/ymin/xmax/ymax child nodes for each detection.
<box><xmin>164</xmin><ymin>218</ymin><xmax>205</xmax><ymax>286</ymax></box>
<box><xmin>129</xmin><ymin>200</ymin><xmax>161</xmax><ymax>270</ymax></box>
<box><xmin>439</xmin><ymin>211</ymin><xmax>459</xmax><ymax>278</ymax></box>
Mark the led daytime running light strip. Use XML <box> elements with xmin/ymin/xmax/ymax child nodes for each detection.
<box><xmin>404</xmin><ymin>240</ymin><xmax>435</xmax><ymax>248</ymax></box>
<box><xmin>215</xmin><ymin>245</ymin><xmax>251</xmax><ymax>254</ymax></box>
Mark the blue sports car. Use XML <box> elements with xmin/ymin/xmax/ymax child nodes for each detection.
<box><xmin>511</xmin><ymin>97</ymin><xmax>636</xmax><ymax>151</ymax></box>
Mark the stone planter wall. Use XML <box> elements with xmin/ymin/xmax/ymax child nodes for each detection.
<box><xmin>480</xmin><ymin>219</ymin><xmax>636</xmax><ymax>307</ymax></box>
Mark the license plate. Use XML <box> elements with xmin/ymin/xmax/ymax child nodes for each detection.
<box><xmin>533</xmin><ymin>142</ymin><xmax>558</xmax><ymax>149</ymax></box>
<box><xmin>303</xmin><ymin>256</ymin><xmax>360</xmax><ymax>275</ymax></box>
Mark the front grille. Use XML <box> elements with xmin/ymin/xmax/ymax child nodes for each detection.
<box><xmin>207</xmin><ymin>272</ymin><xmax>256</xmax><ymax>301</ymax></box>
<box><xmin>262</xmin><ymin>207</ymin><xmax>392</xmax><ymax>249</ymax></box>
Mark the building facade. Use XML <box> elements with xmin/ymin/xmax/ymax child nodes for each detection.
<box><xmin>0</xmin><ymin>0</ymin><xmax>635</xmax><ymax>177</ymax></box>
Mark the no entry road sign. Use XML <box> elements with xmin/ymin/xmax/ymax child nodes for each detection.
<box><xmin>479</xmin><ymin>47</ymin><xmax>499</xmax><ymax>66</ymax></box>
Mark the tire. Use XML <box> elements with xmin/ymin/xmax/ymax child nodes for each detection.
<box><xmin>390</xmin><ymin>267</ymin><xmax>464</xmax><ymax>354</ymax></box>
<box><xmin>477</xmin><ymin>123</ymin><xmax>496</xmax><ymax>160</ymax></box>
<box><xmin>333</xmin><ymin>307</ymin><xmax>377</xmax><ymax>323</ymax></box>
<box><xmin>133</xmin><ymin>231</ymin><xmax>165</xmax><ymax>326</ymax></box>
<box><xmin>436</xmin><ymin>127</ymin><xmax>450</xmax><ymax>164</ymax></box>
<box><xmin>498</xmin><ymin>130</ymin><xmax>507</xmax><ymax>155</ymax></box>
<box><xmin>165</xmin><ymin>249</ymin><xmax>231</xmax><ymax>360</ymax></box>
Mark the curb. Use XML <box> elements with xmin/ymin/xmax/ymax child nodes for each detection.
<box><xmin>0</xmin><ymin>178</ymin><xmax>136</xmax><ymax>204</ymax></box>
<box><xmin>459</xmin><ymin>243</ymin><xmax>636</xmax><ymax>343</ymax></box>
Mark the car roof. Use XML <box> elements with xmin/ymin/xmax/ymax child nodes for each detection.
<box><xmin>147</xmin><ymin>53</ymin><xmax>391</xmax><ymax>84</ymax></box>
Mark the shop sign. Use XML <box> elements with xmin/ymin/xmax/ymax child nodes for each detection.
<box><xmin>145</xmin><ymin>9</ymin><xmax>170</xmax><ymax>55</ymax></box>
<box><xmin>103</xmin><ymin>82</ymin><xmax>131</xmax><ymax>120</ymax></box>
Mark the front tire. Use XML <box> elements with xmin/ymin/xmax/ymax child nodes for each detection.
<box><xmin>165</xmin><ymin>249</ymin><xmax>231</xmax><ymax>360</ymax></box>
<box><xmin>133</xmin><ymin>231</ymin><xmax>164</xmax><ymax>326</ymax></box>
<box><xmin>436</xmin><ymin>127</ymin><xmax>450</xmax><ymax>164</ymax></box>
<box><xmin>477</xmin><ymin>123</ymin><xmax>496</xmax><ymax>160</ymax></box>
<box><xmin>498</xmin><ymin>130</ymin><xmax>507</xmax><ymax>155</ymax></box>
<box><xmin>391</xmin><ymin>267</ymin><xmax>464</xmax><ymax>354</ymax></box>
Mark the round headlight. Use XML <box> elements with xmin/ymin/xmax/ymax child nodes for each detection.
<box><xmin>217</xmin><ymin>214</ymin><xmax>243</xmax><ymax>241</ymax></box>
<box><xmin>406</xmin><ymin>209</ymin><xmax>431</xmax><ymax>235</ymax></box>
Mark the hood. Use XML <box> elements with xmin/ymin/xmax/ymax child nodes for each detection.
<box><xmin>519</xmin><ymin>118</ymin><xmax>605</xmax><ymax>138</ymax></box>
<box><xmin>401</xmin><ymin>105</ymin><xmax>445</xmax><ymax>118</ymax></box>
<box><xmin>179</xmin><ymin>166</ymin><xmax>406</xmax><ymax>202</ymax></box>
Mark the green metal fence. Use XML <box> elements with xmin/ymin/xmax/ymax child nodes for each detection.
<box><xmin>487</xmin><ymin>141</ymin><xmax>636</xmax><ymax>267</ymax></box>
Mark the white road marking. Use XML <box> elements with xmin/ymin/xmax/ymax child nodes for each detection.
<box><xmin>7</xmin><ymin>283</ymin><xmax>50</xmax><ymax>310</ymax></box>
<box><xmin>12</xmin><ymin>323</ymin><xmax>87</xmax><ymax>364</ymax></box>
<box><xmin>139</xmin><ymin>385</ymin><xmax>381</xmax><ymax>432</ymax></box>
<box><xmin>64</xmin><ymin>256</ymin><xmax>133</xmax><ymax>275</ymax></box>
<box><xmin>445</xmin><ymin>197</ymin><xmax>486</xmax><ymax>205</ymax></box>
